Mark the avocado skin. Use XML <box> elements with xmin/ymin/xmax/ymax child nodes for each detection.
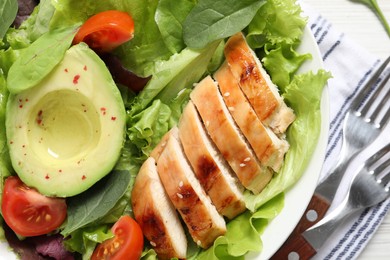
<box><xmin>6</xmin><ymin>43</ymin><xmax>127</xmax><ymax>197</ymax></box>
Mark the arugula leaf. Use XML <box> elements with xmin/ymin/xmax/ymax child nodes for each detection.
<box><xmin>0</xmin><ymin>0</ymin><xmax>18</xmax><ymax>39</ymax></box>
<box><xmin>183</xmin><ymin>0</ymin><xmax>266</xmax><ymax>49</ymax></box>
<box><xmin>350</xmin><ymin>0</ymin><xmax>390</xmax><ymax>37</ymax></box>
<box><xmin>6</xmin><ymin>25</ymin><xmax>78</xmax><ymax>94</ymax></box>
<box><xmin>61</xmin><ymin>170</ymin><xmax>131</xmax><ymax>236</ymax></box>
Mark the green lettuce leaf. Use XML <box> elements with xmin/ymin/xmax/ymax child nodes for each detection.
<box><xmin>246</xmin><ymin>0</ymin><xmax>307</xmax><ymax>49</ymax></box>
<box><xmin>0</xmin><ymin>0</ymin><xmax>18</xmax><ymax>39</ymax></box>
<box><xmin>7</xmin><ymin>25</ymin><xmax>79</xmax><ymax>94</ymax></box>
<box><xmin>262</xmin><ymin>43</ymin><xmax>312</xmax><ymax>88</ymax></box>
<box><xmin>155</xmin><ymin>0</ymin><xmax>197</xmax><ymax>53</ymax></box>
<box><xmin>64</xmin><ymin>225</ymin><xmax>114</xmax><ymax>260</ymax></box>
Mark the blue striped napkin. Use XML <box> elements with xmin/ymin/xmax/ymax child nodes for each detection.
<box><xmin>302</xmin><ymin>3</ymin><xmax>390</xmax><ymax>260</ymax></box>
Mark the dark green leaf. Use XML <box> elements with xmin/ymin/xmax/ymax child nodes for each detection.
<box><xmin>155</xmin><ymin>0</ymin><xmax>197</xmax><ymax>53</ymax></box>
<box><xmin>62</xmin><ymin>170</ymin><xmax>131</xmax><ymax>236</ymax></box>
<box><xmin>0</xmin><ymin>0</ymin><xmax>18</xmax><ymax>39</ymax></box>
<box><xmin>7</xmin><ymin>25</ymin><xmax>79</xmax><ymax>94</ymax></box>
<box><xmin>183</xmin><ymin>0</ymin><xmax>266</xmax><ymax>49</ymax></box>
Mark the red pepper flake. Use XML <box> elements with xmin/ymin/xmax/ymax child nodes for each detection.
<box><xmin>73</xmin><ymin>74</ymin><xmax>80</xmax><ymax>84</ymax></box>
<box><xmin>58</xmin><ymin>169</ymin><xmax>62</xmax><ymax>173</ymax></box>
<box><xmin>83</xmin><ymin>65</ymin><xmax>88</xmax><ymax>71</ymax></box>
<box><xmin>64</xmin><ymin>68</ymin><xmax>69</xmax><ymax>73</ymax></box>
<box><xmin>82</xmin><ymin>175</ymin><xmax>86</xmax><ymax>180</ymax></box>
<box><xmin>111</xmin><ymin>116</ymin><xmax>116</xmax><ymax>121</ymax></box>
<box><xmin>25</xmin><ymin>99</ymin><xmax>29</xmax><ymax>102</ymax></box>
<box><xmin>45</xmin><ymin>174</ymin><xmax>50</xmax><ymax>179</ymax></box>
<box><xmin>22</xmin><ymin>145</ymin><xmax>25</xmax><ymax>148</ymax></box>
<box><xmin>19</xmin><ymin>105</ymin><xmax>23</xmax><ymax>108</ymax></box>
<box><xmin>9</xmin><ymin>141</ymin><xmax>13</xmax><ymax>145</ymax></box>
<box><xmin>36</xmin><ymin>110</ymin><xmax>43</xmax><ymax>125</ymax></box>
<box><xmin>100</xmin><ymin>107</ymin><xmax>107</xmax><ymax>115</ymax></box>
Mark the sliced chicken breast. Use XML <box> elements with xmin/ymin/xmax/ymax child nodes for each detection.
<box><xmin>179</xmin><ymin>101</ymin><xmax>246</xmax><ymax>219</ymax></box>
<box><xmin>157</xmin><ymin>127</ymin><xmax>226</xmax><ymax>249</ymax></box>
<box><xmin>190</xmin><ymin>76</ymin><xmax>273</xmax><ymax>194</ymax></box>
<box><xmin>131</xmin><ymin>157</ymin><xmax>187</xmax><ymax>260</ymax></box>
<box><xmin>150</xmin><ymin>128</ymin><xmax>173</xmax><ymax>161</ymax></box>
<box><xmin>224</xmin><ymin>32</ymin><xmax>295</xmax><ymax>134</ymax></box>
<box><xmin>214</xmin><ymin>62</ymin><xmax>289</xmax><ymax>172</ymax></box>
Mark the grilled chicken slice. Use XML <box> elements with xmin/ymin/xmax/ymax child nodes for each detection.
<box><xmin>179</xmin><ymin>101</ymin><xmax>246</xmax><ymax>219</ymax></box>
<box><xmin>150</xmin><ymin>128</ymin><xmax>174</xmax><ymax>161</ymax></box>
<box><xmin>157</xmin><ymin>127</ymin><xmax>226</xmax><ymax>249</ymax></box>
<box><xmin>214</xmin><ymin>62</ymin><xmax>289</xmax><ymax>172</ymax></box>
<box><xmin>131</xmin><ymin>157</ymin><xmax>187</xmax><ymax>260</ymax></box>
<box><xmin>224</xmin><ymin>32</ymin><xmax>295</xmax><ymax>134</ymax></box>
<box><xmin>190</xmin><ymin>76</ymin><xmax>273</xmax><ymax>194</ymax></box>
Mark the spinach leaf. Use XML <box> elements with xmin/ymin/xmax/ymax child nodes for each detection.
<box><xmin>155</xmin><ymin>0</ymin><xmax>196</xmax><ymax>53</ymax></box>
<box><xmin>350</xmin><ymin>0</ymin><xmax>390</xmax><ymax>37</ymax></box>
<box><xmin>183</xmin><ymin>0</ymin><xmax>266</xmax><ymax>49</ymax></box>
<box><xmin>6</xmin><ymin>25</ymin><xmax>78</xmax><ymax>94</ymax></box>
<box><xmin>62</xmin><ymin>170</ymin><xmax>131</xmax><ymax>237</ymax></box>
<box><xmin>0</xmin><ymin>0</ymin><xmax>18</xmax><ymax>39</ymax></box>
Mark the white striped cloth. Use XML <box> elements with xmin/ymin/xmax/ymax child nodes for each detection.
<box><xmin>301</xmin><ymin>3</ymin><xmax>390</xmax><ymax>260</ymax></box>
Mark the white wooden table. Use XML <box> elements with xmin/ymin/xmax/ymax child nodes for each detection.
<box><xmin>304</xmin><ymin>0</ymin><xmax>390</xmax><ymax>259</ymax></box>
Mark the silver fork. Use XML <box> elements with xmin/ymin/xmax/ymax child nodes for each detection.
<box><xmin>271</xmin><ymin>59</ymin><xmax>390</xmax><ymax>259</ymax></box>
<box><xmin>316</xmin><ymin>56</ymin><xmax>390</xmax><ymax>203</ymax></box>
<box><xmin>303</xmin><ymin>142</ymin><xmax>390</xmax><ymax>250</ymax></box>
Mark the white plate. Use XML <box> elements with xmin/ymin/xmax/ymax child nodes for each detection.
<box><xmin>0</xmin><ymin>26</ymin><xmax>329</xmax><ymax>260</ymax></box>
<box><xmin>248</xmin><ymin>26</ymin><xmax>330</xmax><ymax>260</ymax></box>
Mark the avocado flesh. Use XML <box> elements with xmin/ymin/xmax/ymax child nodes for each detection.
<box><xmin>6</xmin><ymin>43</ymin><xmax>126</xmax><ymax>197</ymax></box>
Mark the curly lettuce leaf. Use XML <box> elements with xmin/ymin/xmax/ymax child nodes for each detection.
<box><xmin>246</xmin><ymin>0</ymin><xmax>307</xmax><ymax>49</ymax></box>
<box><xmin>262</xmin><ymin>43</ymin><xmax>312</xmax><ymax>88</ymax></box>
<box><xmin>64</xmin><ymin>225</ymin><xmax>114</xmax><ymax>260</ymax></box>
<box><xmin>188</xmin><ymin>194</ymin><xmax>283</xmax><ymax>259</ymax></box>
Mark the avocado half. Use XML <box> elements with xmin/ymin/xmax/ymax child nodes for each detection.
<box><xmin>6</xmin><ymin>43</ymin><xmax>126</xmax><ymax>197</ymax></box>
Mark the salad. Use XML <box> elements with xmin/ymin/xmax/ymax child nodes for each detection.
<box><xmin>0</xmin><ymin>0</ymin><xmax>331</xmax><ymax>259</ymax></box>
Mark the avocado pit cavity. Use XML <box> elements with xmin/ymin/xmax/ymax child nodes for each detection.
<box><xmin>28</xmin><ymin>90</ymin><xmax>100</xmax><ymax>160</ymax></box>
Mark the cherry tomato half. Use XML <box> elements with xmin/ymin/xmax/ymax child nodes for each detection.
<box><xmin>73</xmin><ymin>10</ymin><xmax>135</xmax><ymax>53</ymax></box>
<box><xmin>91</xmin><ymin>215</ymin><xmax>144</xmax><ymax>260</ymax></box>
<box><xmin>1</xmin><ymin>176</ymin><xmax>67</xmax><ymax>237</ymax></box>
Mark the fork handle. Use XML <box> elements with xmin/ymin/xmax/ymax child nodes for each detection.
<box><xmin>270</xmin><ymin>193</ymin><xmax>330</xmax><ymax>259</ymax></box>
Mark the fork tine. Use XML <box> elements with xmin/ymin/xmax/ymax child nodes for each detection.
<box><xmin>378</xmin><ymin>171</ymin><xmax>390</xmax><ymax>189</ymax></box>
<box><xmin>351</xmin><ymin>56</ymin><xmax>390</xmax><ymax>111</ymax></box>
<box><xmin>379</xmin><ymin>88</ymin><xmax>390</xmax><ymax>127</ymax></box>
<box><xmin>359</xmin><ymin>71</ymin><xmax>390</xmax><ymax>119</ymax></box>
<box><xmin>365</xmin><ymin>143</ymin><xmax>390</xmax><ymax>170</ymax></box>
<box><xmin>373</xmin><ymin>155</ymin><xmax>390</xmax><ymax>180</ymax></box>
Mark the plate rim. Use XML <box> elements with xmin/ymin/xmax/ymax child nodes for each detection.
<box><xmin>251</xmin><ymin>25</ymin><xmax>330</xmax><ymax>259</ymax></box>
